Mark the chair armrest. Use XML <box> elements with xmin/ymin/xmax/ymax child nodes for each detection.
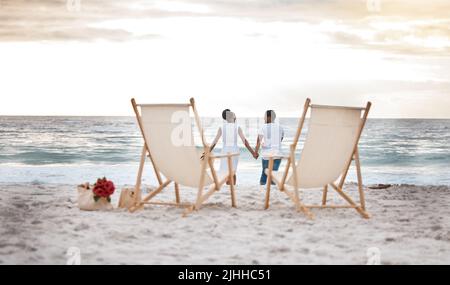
<box><xmin>264</xmin><ymin>154</ymin><xmax>290</xmax><ymax>160</ymax></box>
<box><xmin>209</xmin><ymin>152</ymin><xmax>240</xmax><ymax>159</ymax></box>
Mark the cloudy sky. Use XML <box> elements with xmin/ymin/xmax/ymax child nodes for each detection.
<box><xmin>0</xmin><ymin>0</ymin><xmax>449</xmax><ymax>117</ymax></box>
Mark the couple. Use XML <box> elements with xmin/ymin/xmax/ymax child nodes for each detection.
<box><xmin>208</xmin><ymin>109</ymin><xmax>284</xmax><ymax>186</ymax></box>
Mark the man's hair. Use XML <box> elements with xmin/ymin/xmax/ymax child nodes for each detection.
<box><xmin>265</xmin><ymin>110</ymin><xmax>276</xmax><ymax>122</ymax></box>
<box><xmin>222</xmin><ymin>109</ymin><xmax>231</xmax><ymax>120</ymax></box>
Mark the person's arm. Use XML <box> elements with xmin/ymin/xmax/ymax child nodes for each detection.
<box><xmin>238</xmin><ymin>127</ymin><xmax>256</xmax><ymax>157</ymax></box>
<box><xmin>210</xmin><ymin>128</ymin><xmax>222</xmax><ymax>152</ymax></box>
<box><xmin>201</xmin><ymin>128</ymin><xmax>221</xmax><ymax>159</ymax></box>
<box><xmin>254</xmin><ymin>135</ymin><xmax>262</xmax><ymax>159</ymax></box>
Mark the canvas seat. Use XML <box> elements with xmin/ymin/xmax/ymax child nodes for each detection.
<box><xmin>128</xmin><ymin>98</ymin><xmax>239</xmax><ymax>216</ymax></box>
<box><xmin>263</xmin><ymin>98</ymin><xmax>372</xmax><ymax>219</ymax></box>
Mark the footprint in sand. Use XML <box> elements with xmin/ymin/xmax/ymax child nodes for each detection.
<box><xmin>270</xmin><ymin>247</ymin><xmax>291</xmax><ymax>253</ymax></box>
<box><xmin>74</xmin><ymin>223</ymin><xmax>90</xmax><ymax>231</ymax></box>
<box><xmin>431</xmin><ymin>225</ymin><xmax>442</xmax><ymax>231</ymax></box>
<box><xmin>434</xmin><ymin>232</ymin><xmax>450</xmax><ymax>241</ymax></box>
<box><xmin>299</xmin><ymin>248</ymin><xmax>310</xmax><ymax>254</ymax></box>
<box><xmin>13</xmin><ymin>203</ymin><xmax>29</xmax><ymax>210</ymax></box>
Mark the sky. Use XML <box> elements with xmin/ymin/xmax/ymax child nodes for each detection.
<box><xmin>0</xmin><ymin>0</ymin><xmax>449</xmax><ymax>118</ymax></box>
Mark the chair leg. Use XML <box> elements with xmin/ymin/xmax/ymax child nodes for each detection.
<box><xmin>354</xmin><ymin>149</ymin><xmax>366</xmax><ymax>211</ymax></box>
<box><xmin>321</xmin><ymin>185</ymin><xmax>328</xmax><ymax>206</ymax></box>
<box><xmin>183</xmin><ymin>178</ymin><xmax>227</xmax><ymax>217</ymax></box>
<box><xmin>174</xmin><ymin>183</ymin><xmax>180</xmax><ymax>205</ymax></box>
<box><xmin>134</xmin><ymin>146</ymin><xmax>147</xmax><ymax>203</ymax></box>
<box><xmin>194</xmin><ymin>158</ymin><xmax>208</xmax><ymax>210</ymax></box>
<box><xmin>283</xmin><ymin>188</ymin><xmax>314</xmax><ymax>219</ymax></box>
<box><xmin>289</xmin><ymin>152</ymin><xmax>314</xmax><ymax>219</ymax></box>
<box><xmin>264</xmin><ymin>158</ymin><xmax>274</xmax><ymax>210</ymax></box>
<box><xmin>297</xmin><ymin>201</ymin><xmax>314</xmax><ymax>220</ymax></box>
<box><xmin>229</xmin><ymin>182</ymin><xmax>237</xmax><ymax>208</ymax></box>
<box><xmin>182</xmin><ymin>205</ymin><xmax>196</xmax><ymax>217</ymax></box>
<box><xmin>183</xmin><ymin>186</ymin><xmax>215</xmax><ymax>217</ymax></box>
<box><xmin>294</xmin><ymin>190</ymin><xmax>314</xmax><ymax>219</ymax></box>
<box><xmin>292</xmin><ymin>183</ymin><xmax>314</xmax><ymax>219</ymax></box>
<box><xmin>330</xmin><ymin>183</ymin><xmax>370</xmax><ymax>219</ymax></box>
<box><xmin>129</xmin><ymin>180</ymin><xmax>172</xmax><ymax>213</ymax></box>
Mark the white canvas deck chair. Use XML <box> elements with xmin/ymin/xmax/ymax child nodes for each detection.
<box><xmin>129</xmin><ymin>98</ymin><xmax>239</xmax><ymax>215</ymax></box>
<box><xmin>264</xmin><ymin>98</ymin><xmax>372</xmax><ymax>219</ymax></box>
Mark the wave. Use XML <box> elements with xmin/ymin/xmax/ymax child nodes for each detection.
<box><xmin>1</xmin><ymin>116</ymin><xmax>450</xmax><ymax>185</ymax></box>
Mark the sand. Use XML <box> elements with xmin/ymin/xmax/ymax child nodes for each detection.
<box><xmin>0</xmin><ymin>182</ymin><xmax>449</xmax><ymax>265</ymax></box>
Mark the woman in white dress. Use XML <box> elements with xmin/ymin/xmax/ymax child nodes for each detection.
<box><xmin>208</xmin><ymin>109</ymin><xmax>256</xmax><ymax>185</ymax></box>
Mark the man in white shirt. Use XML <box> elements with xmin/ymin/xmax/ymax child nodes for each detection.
<box><xmin>254</xmin><ymin>110</ymin><xmax>284</xmax><ymax>186</ymax></box>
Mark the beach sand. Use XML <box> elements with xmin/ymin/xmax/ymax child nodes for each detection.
<box><xmin>0</xmin><ymin>182</ymin><xmax>449</xmax><ymax>265</ymax></box>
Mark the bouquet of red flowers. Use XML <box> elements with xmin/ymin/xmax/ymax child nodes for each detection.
<box><xmin>92</xmin><ymin>177</ymin><xmax>115</xmax><ymax>202</ymax></box>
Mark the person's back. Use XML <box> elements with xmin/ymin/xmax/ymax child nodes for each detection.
<box><xmin>254</xmin><ymin>110</ymin><xmax>284</xmax><ymax>186</ymax></box>
<box><xmin>208</xmin><ymin>109</ymin><xmax>256</xmax><ymax>185</ymax></box>
<box><xmin>222</xmin><ymin>120</ymin><xmax>238</xmax><ymax>151</ymax></box>
<box><xmin>259</xmin><ymin>122</ymin><xmax>284</xmax><ymax>159</ymax></box>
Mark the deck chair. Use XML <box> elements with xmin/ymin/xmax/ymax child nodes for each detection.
<box><xmin>129</xmin><ymin>98</ymin><xmax>239</xmax><ymax>216</ymax></box>
<box><xmin>264</xmin><ymin>98</ymin><xmax>371</xmax><ymax>219</ymax></box>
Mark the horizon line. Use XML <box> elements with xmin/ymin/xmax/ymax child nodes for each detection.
<box><xmin>1</xmin><ymin>115</ymin><xmax>450</xmax><ymax>120</ymax></box>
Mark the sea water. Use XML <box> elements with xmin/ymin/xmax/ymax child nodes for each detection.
<box><xmin>0</xmin><ymin>116</ymin><xmax>449</xmax><ymax>186</ymax></box>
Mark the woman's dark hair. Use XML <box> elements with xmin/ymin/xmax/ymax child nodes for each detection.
<box><xmin>222</xmin><ymin>109</ymin><xmax>231</xmax><ymax>120</ymax></box>
<box><xmin>266</xmin><ymin>110</ymin><xmax>276</xmax><ymax>122</ymax></box>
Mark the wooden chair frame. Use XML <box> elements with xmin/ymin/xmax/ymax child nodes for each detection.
<box><xmin>264</xmin><ymin>98</ymin><xmax>372</xmax><ymax>219</ymax></box>
<box><xmin>129</xmin><ymin>98</ymin><xmax>239</xmax><ymax>216</ymax></box>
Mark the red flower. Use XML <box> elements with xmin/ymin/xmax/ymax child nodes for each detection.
<box><xmin>93</xmin><ymin>177</ymin><xmax>115</xmax><ymax>199</ymax></box>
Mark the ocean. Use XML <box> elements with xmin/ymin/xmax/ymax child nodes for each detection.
<box><xmin>0</xmin><ymin>116</ymin><xmax>449</xmax><ymax>186</ymax></box>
